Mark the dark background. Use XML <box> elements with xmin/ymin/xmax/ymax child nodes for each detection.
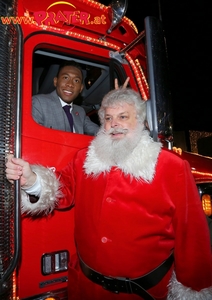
<box><xmin>101</xmin><ymin>0</ymin><xmax>212</xmax><ymax>133</ymax></box>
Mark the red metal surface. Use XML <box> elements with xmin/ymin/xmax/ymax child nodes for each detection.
<box><xmin>18</xmin><ymin>210</ymin><xmax>75</xmax><ymax>298</ymax></box>
<box><xmin>177</xmin><ymin>151</ymin><xmax>212</xmax><ymax>183</ymax></box>
<box><xmin>19</xmin><ymin>0</ymin><xmax>139</xmax><ymax>44</ymax></box>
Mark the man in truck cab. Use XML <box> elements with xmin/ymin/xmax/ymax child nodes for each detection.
<box><xmin>32</xmin><ymin>60</ymin><xmax>99</xmax><ymax>135</ymax></box>
<box><xmin>6</xmin><ymin>88</ymin><xmax>212</xmax><ymax>299</ymax></box>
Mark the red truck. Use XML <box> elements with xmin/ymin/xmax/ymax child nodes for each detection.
<box><xmin>0</xmin><ymin>0</ymin><xmax>212</xmax><ymax>299</ymax></box>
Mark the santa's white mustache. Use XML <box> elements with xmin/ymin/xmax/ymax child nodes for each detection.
<box><xmin>107</xmin><ymin>128</ymin><xmax>129</xmax><ymax>135</ymax></box>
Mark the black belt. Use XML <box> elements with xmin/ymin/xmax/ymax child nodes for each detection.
<box><xmin>79</xmin><ymin>252</ymin><xmax>174</xmax><ymax>300</ymax></box>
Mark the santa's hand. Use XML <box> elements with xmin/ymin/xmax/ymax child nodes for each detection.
<box><xmin>5</xmin><ymin>154</ymin><xmax>37</xmax><ymax>188</ymax></box>
<box><xmin>114</xmin><ymin>77</ymin><xmax>130</xmax><ymax>89</ymax></box>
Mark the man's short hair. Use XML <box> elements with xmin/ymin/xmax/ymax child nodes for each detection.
<box><xmin>57</xmin><ymin>60</ymin><xmax>83</xmax><ymax>79</ymax></box>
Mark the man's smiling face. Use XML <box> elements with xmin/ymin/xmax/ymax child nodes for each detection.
<box><xmin>54</xmin><ymin>65</ymin><xmax>83</xmax><ymax>104</ymax></box>
<box><xmin>103</xmin><ymin>102</ymin><xmax>138</xmax><ymax>139</ymax></box>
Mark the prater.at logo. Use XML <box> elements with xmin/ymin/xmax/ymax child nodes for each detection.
<box><xmin>1</xmin><ymin>1</ymin><xmax>107</xmax><ymax>27</ymax></box>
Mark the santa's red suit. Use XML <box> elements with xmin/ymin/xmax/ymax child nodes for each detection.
<box><xmin>21</xmin><ymin>130</ymin><xmax>212</xmax><ymax>299</ymax></box>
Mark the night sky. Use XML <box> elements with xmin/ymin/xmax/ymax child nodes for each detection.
<box><xmin>101</xmin><ymin>0</ymin><xmax>212</xmax><ymax>133</ymax></box>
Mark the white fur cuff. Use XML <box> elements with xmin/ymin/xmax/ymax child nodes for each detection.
<box><xmin>167</xmin><ymin>272</ymin><xmax>212</xmax><ymax>299</ymax></box>
<box><xmin>21</xmin><ymin>165</ymin><xmax>62</xmax><ymax>215</ymax></box>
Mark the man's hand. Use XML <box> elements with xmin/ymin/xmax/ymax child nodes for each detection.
<box><xmin>5</xmin><ymin>154</ymin><xmax>37</xmax><ymax>188</ymax></box>
<box><xmin>114</xmin><ymin>77</ymin><xmax>130</xmax><ymax>89</ymax></box>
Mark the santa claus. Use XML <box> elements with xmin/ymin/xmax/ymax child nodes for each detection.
<box><xmin>6</xmin><ymin>88</ymin><xmax>212</xmax><ymax>299</ymax></box>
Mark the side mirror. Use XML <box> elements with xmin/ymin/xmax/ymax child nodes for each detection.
<box><xmin>107</xmin><ymin>0</ymin><xmax>128</xmax><ymax>34</ymax></box>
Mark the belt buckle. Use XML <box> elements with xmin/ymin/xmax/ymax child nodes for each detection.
<box><xmin>102</xmin><ymin>276</ymin><xmax>119</xmax><ymax>294</ymax></box>
<box><xmin>102</xmin><ymin>276</ymin><xmax>132</xmax><ymax>294</ymax></box>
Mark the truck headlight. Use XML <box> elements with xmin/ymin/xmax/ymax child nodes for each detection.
<box><xmin>197</xmin><ymin>183</ymin><xmax>212</xmax><ymax>217</ymax></box>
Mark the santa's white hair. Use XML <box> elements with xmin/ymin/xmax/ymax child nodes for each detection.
<box><xmin>98</xmin><ymin>88</ymin><xmax>146</xmax><ymax>125</ymax></box>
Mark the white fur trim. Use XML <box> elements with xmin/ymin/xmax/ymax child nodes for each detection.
<box><xmin>84</xmin><ymin>130</ymin><xmax>162</xmax><ymax>182</ymax></box>
<box><xmin>167</xmin><ymin>272</ymin><xmax>212</xmax><ymax>299</ymax></box>
<box><xmin>21</xmin><ymin>165</ymin><xmax>62</xmax><ymax>215</ymax></box>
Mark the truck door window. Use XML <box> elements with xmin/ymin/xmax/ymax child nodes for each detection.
<box><xmin>32</xmin><ymin>50</ymin><xmax>110</xmax><ymax>133</ymax></box>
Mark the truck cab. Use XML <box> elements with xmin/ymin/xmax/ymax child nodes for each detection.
<box><xmin>0</xmin><ymin>0</ymin><xmax>211</xmax><ymax>299</ymax></box>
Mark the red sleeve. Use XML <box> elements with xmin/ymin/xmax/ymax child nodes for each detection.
<box><xmin>173</xmin><ymin>159</ymin><xmax>212</xmax><ymax>290</ymax></box>
<box><xmin>55</xmin><ymin>159</ymin><xmax>76</xmax><ymax>210</ymax></box>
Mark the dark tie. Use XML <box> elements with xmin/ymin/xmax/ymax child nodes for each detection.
<box><xmin>63</xmin><ymin>105</ymin><xmax>73</xmax><ymax>132</ymax></box>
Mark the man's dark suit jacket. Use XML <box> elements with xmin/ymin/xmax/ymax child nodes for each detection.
<box><xmin>32</xmin><ymin>90</ymin><xmax>99</xmax><ymax>136</ymax></box>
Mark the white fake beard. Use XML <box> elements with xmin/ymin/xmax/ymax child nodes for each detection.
<box><xmin>93</xmin><ymin>123</ymin><xmax>144</xmax><ymax>165</ymax></box>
